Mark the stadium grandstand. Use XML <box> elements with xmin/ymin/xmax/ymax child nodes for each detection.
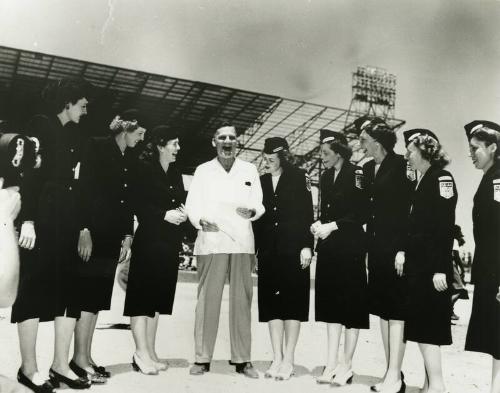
<box><xmin>0</xmin><ymin>45</ymin><xmax>405</xmax><ymax>187</ymax></box>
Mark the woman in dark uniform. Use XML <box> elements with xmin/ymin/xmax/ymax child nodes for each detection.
<box><xmin>69</xmin><ymin>109</ymin><xmax>146</xmax><ymax>383</ymax></box>
<box><xmin>124</xmin><ymin>125</ymin><xmax>187</xmax><ymax>375</ymax></box>
<box><xmin>11</xmin><ymin>78</ymin><xmax>93</xmax><ymax>391</ymax></box>
<box><xmin>312</xmin><ymin>129</ymin><xmax>368</xmax><ymax>386</ymax></box>
<box><xmin>463</xmin><ymin>120</ymin><xmax>500</xmax><ymax>393</ymax></box>
<box><xmin>253</xmin><ymin>137</ymin><xmax>313</xmax><ymax>380</ymax></box>
<box><xmin>403</xmin><ymin>129</ymin><xmax>457</xmax><ymax>393</ymax></box>
<box><xmin>359</xmin><ymin>118</ymin><xmax>413</xmax><ymax>393</ymax></box>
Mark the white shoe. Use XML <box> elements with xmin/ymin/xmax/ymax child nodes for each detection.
<box><xmin>316</xmin><ymin>365</ymin><xmax>339</xmax><ymax>384</ymax></box>
<box><xmin>331</xmin><ymin>366</ymin><xmax>353</xmax><ymax>387</ymax></box>
<box><xmin>275</xmin><ymin>363</ymin><xmax>294</xmax><ymax>381</ymax></box>
<box><xmin>264</xmin><ymin>361</ymin><xmax>281</xmax><ymax>378</ymax></box>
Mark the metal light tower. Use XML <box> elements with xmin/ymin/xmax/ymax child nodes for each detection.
<box><xmin>349</xmin><ymin>65</ymin><xmax>396</xmax><ymax>120</ymax></box>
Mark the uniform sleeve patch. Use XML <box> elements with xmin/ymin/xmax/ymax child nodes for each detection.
<box><xmin>406</xmin><ymin>163</ymin><xmax>416</xmax><ymax>182</ymax></box>
<box><xmin>438</xmin><ymin>176</ymin><xmax>452</xmax><ymax>181</ymax></box>
<box><xmin>439</xmin><ymin>179</ymin><xmax>454</xmax><ymax>199</ymax></box>
<box><xmin>355</xmin><ymin>169</ymin><xmax>364</xmax><ymax>190</ymax></box>
<box><xmin>494</xmin><ymin>179</ymin><xmax>500</xmax><ymax>202</ymax></box>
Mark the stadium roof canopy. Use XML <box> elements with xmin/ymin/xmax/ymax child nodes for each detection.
<box><xmin>0</xmin><ymin>45</ymin><xmax>405</xmax><ymax>180</ymax></box>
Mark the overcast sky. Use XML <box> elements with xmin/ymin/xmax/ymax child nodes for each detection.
<box><xmin>1</xmin><ymin>0</ymin><xmax>499</xmax><ymax>245</ymax></box>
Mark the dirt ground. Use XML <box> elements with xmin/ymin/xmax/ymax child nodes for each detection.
<box><xmin>0</xmin><ymin>272</ymin><xmax>490</xmax><ymax>393</ymax></box>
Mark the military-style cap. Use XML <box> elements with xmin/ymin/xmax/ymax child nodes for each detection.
<box><xmin>403</xmin><ymin>128</ymin><xmax>439</xmax><ymax>146</ymax></box>
<box><xmin>353</xmin><ymin>116</ymin><xmax>387</xmax><ymax>135</ymax></box>
<box><xmin>151</xmin><ymin>125</ymin><xmax>179</xmax><ymax>143</ymax></box>
<box><xmin>120</xmin><ymin>108</ymin><xmax>142</xmax><ymax>123</ymax></box>
<box><xmin>263</xmin><ymin>137</ymin><xmax>289</xmax><ymax>154</ymax></box>
<box><xmin>464</xmin><ymin>120</ymin><xmax>500</xmax><ymax>140</ymax></box>
<box><xmin>319</xmin><ymin>129</ymin><xmax>348</xmax><ymax>146</ymax></box>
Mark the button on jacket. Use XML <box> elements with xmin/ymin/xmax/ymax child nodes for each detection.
<box><xmin>471</xmin><ymin>162</ymin><xmax>500</xmax><ymax>286</ymax></box>
<box><xmin>78</xmin><ymin>136</ymin><xmax>136</xmax><ymax>257</ymax></box>
<box><xmin>186</xmin><ymin>158</ymin><xmax>264</xmax><ymax>255</ymax></box>
<box><xmin>254</xmin><ymin>166</ymin><xmax>314</xmax><ymax>256</ymax></box>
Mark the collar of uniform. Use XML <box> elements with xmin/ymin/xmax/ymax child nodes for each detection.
<box><xmin>107</xmin><ymin>135</ymin><xmax>127</xmax><ymax>158</ymax></box>
<box><xmin>211</xmin><ymin>156</ymin><xmax>244</xmax><ymax>175</ymax></box>
<box><xmin>484</xmin><ymin>160</ymin><xmax>500</xmax><ymax>179</ymax></box>
<box><xmin>418</xmin><ymin>164</ymin><xmax>441</xmax><ymax>185</ymax></box>
<box><xmin>377</xmin><ymin>150</ymin><xmax>396</xmax><ymax>173</ymax></box>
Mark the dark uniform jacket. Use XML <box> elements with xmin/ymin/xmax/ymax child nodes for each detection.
<box><xmin>406</xmin><ymin>165</ymin><xmax>457</xmax><ymax>277</ymax></box>
<box><xmin>78</xmin><ymin>136</ymin><xmax>136</xmax><ymax>257</ymax></box>
<box><xmin>363</xmin><ymin>152</ymin><xmax>414</xmax><ymax>255</ymax></box>
<box><xmin>26</xmin><ymin>114</ymin><xmax>84</xmax><ymax>234</ymax></box>
<box><xmin>254</xmin><ymin>166</ymin><xmax>314</xmax><ymax>257</ymax></box>
<box><xmin>471</xmin><ymin>162</ymin><xmax>500</xmax><ymax>286</ymax></box>
<box><xmin>317</xmin><ymin>161</ymin><xmax>368</xmax><ymax>255</ymax></box>
<box><xmin>132</xmin><ymin>161</ymin><xmax>186</xmax><ymax>253</ymax></box>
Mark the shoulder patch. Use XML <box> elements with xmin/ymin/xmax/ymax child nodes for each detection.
<box><xmin>406</xmin><ymin>163</ymin><xmax>416</xmax><ymax>182</ymax></box>
<box><xmin>439</xmin><ymin>176</ymin><xmax>454</xmax><ymax>199</ymax></box>
<box><xmin>355</xmin><ymin>169</ymin><xmax>364</xmax><ymax>190</ymax></box>
<box><xmin>493</xmin><ymin>179</ymin><xmax>500</xmax><ymax>202</ymax></box>
<box><xmin>305</xmin><ymin>173</ymin><xmax>312</xmax><ymax>191</ymax></box>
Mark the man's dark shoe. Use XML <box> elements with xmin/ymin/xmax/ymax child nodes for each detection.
<box><xmin>189</xmin><ymin>362</ymin><xmax>210</xmax><ymax>375</ymax></box>
<box><xmin>235</xmin><ymin>362</ymin><xmax>259</xmax><ymax>379</ymax></box>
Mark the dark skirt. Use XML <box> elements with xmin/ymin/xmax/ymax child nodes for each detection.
<box><xmin>46</xmin><ymin>228</ymin><xmax>81</xmax><ymax>319</ymax></box>
<box><xmin>257</xmin><ymin>253</ymin><xmax>310</xmax><ymax>322</ymax></box>
<box><xmin>315</xmin><ymin>250</ymin><xmax>369</xmax><ymax>329</ymax></box>
<box><xmin>465</xmin><ymin>282</ymin><xmax>500</xmax><ymax>359</ymax></box>
<box><xmin>74</xmin><ymin>255</ymin><xmax>118</xmax><ymax>314</ymax></box>
<box><xmin>404</xmin><ymin>275</ymin><xmax>452</xmax><ymax>346</ymax></box>
<box><xmin>367</xmin><ymin>250</ymin><xmax>408</xmax><ymax>321</ymax></box>
<box><xmin>11</xmin><ymin>247</ymin><xmax>58</xmax><ymax>323</ymax></box>
<box><xmin>124</xmin><ymin>235</ymin><xmax>180</xmax><ymax>318</ymax></box>
<box><xmin>12</xmin><ymin>224</ymin><xmax>81</xmax><ymax>322</ymax></box>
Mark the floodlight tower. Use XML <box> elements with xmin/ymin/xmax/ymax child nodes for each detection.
<box><xmin>348</xmin><ymin>65</ymin><xmax>396</xmax><ymax>121</ymax></box>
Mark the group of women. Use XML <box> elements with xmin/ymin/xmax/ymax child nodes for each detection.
<box><xmin>254</xmin><ymin>119</ymin><xmax>499</xmax><ymax>393</ymax></box>
<box><xmin>7</xmin><ymin>76</ymin><xmax>499</xmax><ymax>393</ymax></box>
<box><xmin>12</xmin><ymin>78</ymin><xmax>187</xmax><ymax>392</ymax></box>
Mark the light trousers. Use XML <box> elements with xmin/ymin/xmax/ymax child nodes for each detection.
<box><xmin>194</xmin><ymin>253</ymin><xmax>255</xmax><ymax>363</ymax></box>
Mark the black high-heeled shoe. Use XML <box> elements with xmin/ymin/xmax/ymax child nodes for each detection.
<box><xmin>91</xmin><ymin>364</ymin><xmax>111</xmax><ymax>378</ymax></box>
<box><xmin>49</xmin><ymin>368</ymin><xmax>91</xmax><ymax>389</ymax></box>
<box><xmin>17</xmin><ymin>369</ymin><xmax>55</xmax><ymax>393</ymax></box>
<box><xmin>69</xmin><ymin>360</ymin><xmax>107</xmax><ymax>384</ymax></box>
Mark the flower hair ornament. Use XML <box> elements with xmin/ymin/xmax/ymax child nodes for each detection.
<box><xmin>109</xmin><ymin>115</ymin><xmax>138</xmax><ymax>132</ymax></box>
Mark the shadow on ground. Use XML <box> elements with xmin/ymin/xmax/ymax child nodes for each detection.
<box><xmin>105</xmin><ymin>358</ymin><xmax>189</xmax><ymax>377</ymax></box>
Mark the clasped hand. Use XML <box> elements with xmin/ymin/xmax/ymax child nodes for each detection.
<box><xmin>310</xmin><ymin>220</ymin><xmax>337</xmax><ymax>240</ymax></box>
<box><xmin>165</xmin><ymin>204</ymin><xmax>188</xmax><ymax>226</ymax></box>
